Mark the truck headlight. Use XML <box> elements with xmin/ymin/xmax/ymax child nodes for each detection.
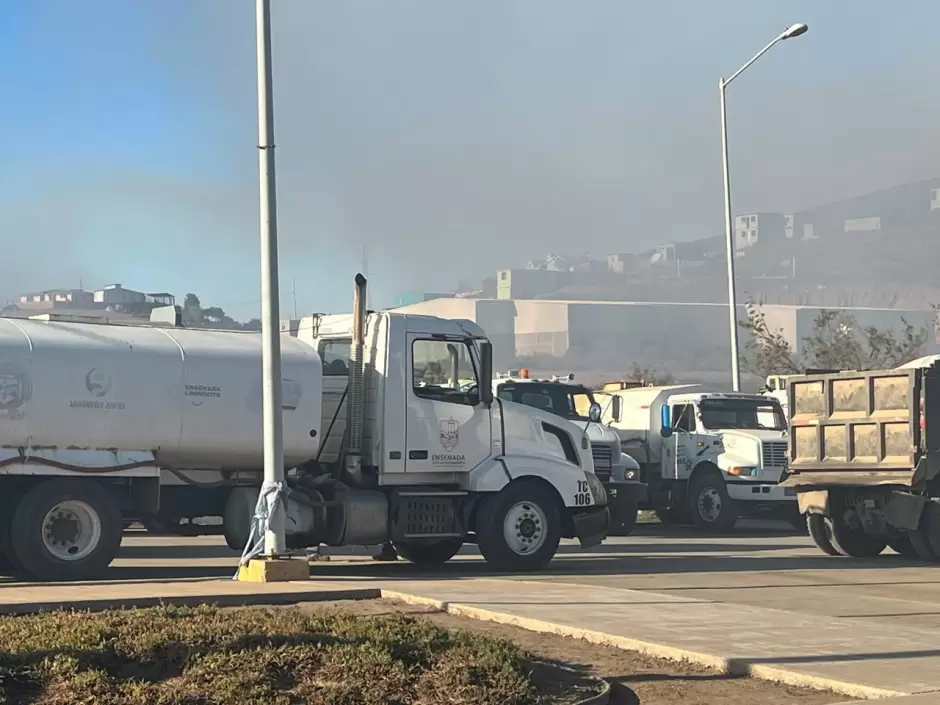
<box><xmin>585</xmin><ymin>471</ymin><xmax>607</xmax><ymax>505</ymax></box>
<box><xmin>624</xmin><ymin>468</ymin><xmax>637</xmax><ymax>480</ymax></box>
<box><xmin>727</xmin><ymin>466</ymin><xmax>759</xmax><ymax>477</ymax></box>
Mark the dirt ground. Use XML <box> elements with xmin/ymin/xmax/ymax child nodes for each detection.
<box><xmin>298</xmin><ymin>599</ymin><xmax>853</xmax><ymax>705</ymax></box>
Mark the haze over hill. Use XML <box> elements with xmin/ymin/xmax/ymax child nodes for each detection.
<box><xmin>2</xmin><ymin>1</ymin><xmax>939</xmax><ymax>314</ymax></box>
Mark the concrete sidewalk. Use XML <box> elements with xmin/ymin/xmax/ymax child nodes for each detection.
<box><xmin>376</xmin><ymin>578</ymin><xmax>940</xmax><ymax>701</ymax></box>
<box><xmin>1</xmin><ymin>575</ymin><xmax>937</xmax><ymax>701</ymax></box>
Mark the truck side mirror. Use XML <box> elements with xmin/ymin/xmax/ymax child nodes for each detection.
<box><xmin>479</xmin><ymin>341</ymin><xmax>494</xmax><ymax>406</ymax></box>
<box><xmin>611</xmin><ymin>396</ymin><xmax>622</xmax><ymax>423</ymax></box>
<box><xmin>660</xmin><ymin>404</ymin><xmax>673</xmax><ymax>438</ymax></box>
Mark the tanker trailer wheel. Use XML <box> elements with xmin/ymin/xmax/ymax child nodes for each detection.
<box><xmin>8</xmin><ymin>479</ymin><xmax>122</xmax><ymax>581</ymax></box>
<box><xmin>609</xmin><ymin>497</ymin><xmax>639</xmax><ymax>537</ymax></box>
<box><xmin>806</xmin><ymin>514</ymin><xmax>841</xmax><ymax>556</ymax></box>
<box><xmin>475</xmin><ymin>480</ymin><xmax>562</xmax><ymax>572</ymax></box>
<box><xmin>687</xmin><ymin>471</ymin><xmax>738</xmax><ymax>533</ymax></box>
<box><xmin>393</xmin><ymin>538</ymin><xmax>464</xmax><ymax>565</ymax></box>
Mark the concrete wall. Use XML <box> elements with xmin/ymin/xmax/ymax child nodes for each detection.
<box><xmin>391</xmin><ymin>297</ymin><xmax>938</xmax><ymax>369</ymax></box>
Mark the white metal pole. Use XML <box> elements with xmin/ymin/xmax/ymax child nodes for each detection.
<box><xmin>719</xmin><ymin>77</ymin><xmax>742</xmax><ymax>392</ymax></box>
<box><xmin>256</xmin><ymin>0</ymin><xmax>286</xmax><ymax>556</ymax></box>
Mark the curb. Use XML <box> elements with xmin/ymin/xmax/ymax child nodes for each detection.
<box><xmin>380</xmin><ymin>590</ymin><xmax>906</xmax><ymax>701</ymax></box>
<box><xmin>0</xmin><ymin>587</ymin><xmax>380</xmax><ymax>615</ymax></box>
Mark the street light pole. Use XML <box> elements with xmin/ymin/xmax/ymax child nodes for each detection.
<box><xmin>719</xmin><ymin>76</ymin><xmax>741</xmax><ymax>391</ymax></box>
<box><xmin>719</xmin><ymin>23</ymin><xmax>808</xmax><ymax>392</ymax></box>
<box><xmin>256</xmin><ymin>0</ymin><xmax>285</xmax><ymax>557</ymax></box>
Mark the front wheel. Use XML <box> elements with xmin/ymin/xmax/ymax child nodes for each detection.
<box><xmin>6</xmin><ymin>479</ymin><xmax>123</xmax><ymax>581</ymax></box>
<box><xmin>609</xmin><ymin>497</ymin><xmax>639</xmax><ymax>537</ymax></box>
<box><xmin>687</xmin><ymin>472</ymin><xmax>738</xmax><ymax>533</ymax></box>
<box><xmin>475</xmin><ymin>481</ymin><xmax>562</xmax><ymax>571</ymax></box>
<box><xmin>394</xmin><ymin>539</ymin><xmax>464</xmax><ymax>565</ymax></box>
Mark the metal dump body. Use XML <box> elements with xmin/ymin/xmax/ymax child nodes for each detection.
<box><xmin>785</xmin><ymin>364</ymin><xmax>940</xmax><ymax>488</ymax></box>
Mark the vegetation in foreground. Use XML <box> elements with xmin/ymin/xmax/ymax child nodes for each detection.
<box><xmin>0</xmin><ymin>604</ymin><xmax>544</xmax><ymax>705</ymax></box>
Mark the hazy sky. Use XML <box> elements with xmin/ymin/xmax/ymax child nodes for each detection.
<box><xmin>1</xmin><ymin>1</ymin><xmax>938</xmax><ymax>314</ymax></box>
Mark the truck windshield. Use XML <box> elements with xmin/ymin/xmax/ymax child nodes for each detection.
<box><xmin>698</xmin><ymin>399</ymin><xmax>786</xmax><ymax>431</ymax></box>
<box><xmin>496</xmin><ymin>383</ymin><xmax>595</xmax><ymax>421</ymax></box>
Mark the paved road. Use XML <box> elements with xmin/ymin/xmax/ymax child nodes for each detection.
<box><xmin>4</xmin><ymin>522</ymin><xmax>938</xmax><ymax>629</ymax></box>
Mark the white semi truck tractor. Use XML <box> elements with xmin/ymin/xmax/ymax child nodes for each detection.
<box><xmin>0</xmin><ymin>276</ymin><xmax>609</xmax><ymax>581</ymax></box>
<box><xmin>603</xmin><ymin>384</ymin><xmax>799</xmax><ymax>532</ymax></box>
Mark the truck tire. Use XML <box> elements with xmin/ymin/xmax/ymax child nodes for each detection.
<box><xmin>828</xmin><ymin>515</ymin><xmax>887</xmax><ymax>558</ymax></box>
<box><xmin>923</xmin><ymin>502</ymin><xmax>940</xmax><ymax>560</ymax></box>
<box><xmin>687</xmin><ymin>472</ymin><xmax>738</xmax><ymax>533</ymax></box>
<box><xmin>7</xmin><ymin>479</ymin><xmax>123</xmax><ymax>581</ymax></box>
<box><xmin>609</xmin><ymin>497</ymin><xmax>639</xmax><ymax>537</ymax></box>
<box><xmin>908</xmin><ymin>530</ymin><xmax>938</xmax><ymax>561</ymax></box>
<box><xmin>393</xmin><ymin>539</ymin><xmax>464</xmax><ymax>565</ymax></box>
<box><xmin>475</xmin><ymin>480</ymin><xmax>562</xmax><ymax>571</ymax></box>
<box><xmin>806</xmin><ymin>514</ymin><xmax>841</xmax><ymax>556</ymax></box>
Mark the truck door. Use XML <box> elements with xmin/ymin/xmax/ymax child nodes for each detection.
<box><xmin>405</xmin><ymin>335</ymin><xmax>493</xmax><ymax>473</ymax></box>
<box><xmin>661</xmin><ymin>403</ymin><xmax>695</xmax><ymax>480</ymax></box>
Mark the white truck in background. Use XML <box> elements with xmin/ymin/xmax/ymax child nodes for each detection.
<box><xmin>0</xmin><ymin>276</ymin><xmax>609</xmax><ymax>581</ymax></box>
<box><xmin>488</xmin><ymin>371</ymin><xmax>646</xmax><ymax>536</ymax></box>
<box><xmin>602</xmin><ymin>384</ymin><xmax>799</xmax><ymax>532</ymax></box>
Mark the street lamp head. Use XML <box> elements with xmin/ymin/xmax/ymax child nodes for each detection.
<box><xmin>781</xmin><ymin>23</ymin><xmax>809</xmax><ymax>40</ymax></box>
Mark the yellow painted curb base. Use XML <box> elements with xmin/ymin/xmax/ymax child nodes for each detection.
<box><xmin>237</xmin><ymin>557</ymin><xmax>310</xmax><ymax>583</ymax></box>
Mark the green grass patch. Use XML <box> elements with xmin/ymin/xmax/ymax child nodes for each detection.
<box><xmin>0</xmin><ymin>604</ymin><xmax>544</xmax><ymax>704</ymax></box>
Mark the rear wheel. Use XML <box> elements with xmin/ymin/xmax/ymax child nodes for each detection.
<box><xmin>687</xmin><ymin>472</ymin><xmax>738</xmax><ymax>533</ymax></box>
<box><xmin>806</xmin><ymin>514</ymin><xmax>840</xmax><ymax>556</ymax></box>
<box><xmin>828</xmin><ymin>513</ymin><xmax>887</xmax><ymax>558</ymax></box>
<box><xmin>7</xmin><ymin>480</ymin><xmax>122</xmax><ymax>581</ymax></box>
<box><xmin>394</xmin><ymin>539</ymin><xmax>464</xmax><ymax>565</ymax></box>
<box><xmin>476</xmin><ymin>480</ymin><xmax>562</xmax><ymax>571</ymax></box>
<box><xmin>887</xmin><ymin>533</ymin><xmax>921</xmax><ymax>559</ymax></box>
<box><xmin>923</xmin><ymin>502</ymin><xmax>940</xmax><ymax>561</ymax></box>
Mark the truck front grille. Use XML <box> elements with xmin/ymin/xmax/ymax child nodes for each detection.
<box><xmin>762</xmin><ymin>441</ymin><xmax>788</xmax><ymax>468</ymax></box>
<box><xmin>591</xmin><ymin>444</ymin><xmax>612</xmax><ymax>482</ymax></box>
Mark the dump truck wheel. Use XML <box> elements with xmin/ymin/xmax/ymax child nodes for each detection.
<box><xmin>806</xmin><ymin>514</ymin><xmax>841</xmax><ymax>556</ymax></box>
<box><xmin>828</xmin><ymin>514</ymin><xmax>887</xmax><ymax>558</ymax></box>
<box><xmin>887</xmin><ymin>533</ymin><xmax>920</xmax><ymax>559</ymax></box>
<box><xmin>923</xmin><ymin>502</ymin><xmax>940</xmax><ymax>561</ymax></box>
<box><xmin>394</xmin><ymin>539</ymin><xmax>464</xmax><ymax>565</ymax></box>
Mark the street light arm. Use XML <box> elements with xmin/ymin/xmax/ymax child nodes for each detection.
<box><xmin>724</xmin><ymin>34</ymin><xmax>783</xmax><ymax>86</ymax></box>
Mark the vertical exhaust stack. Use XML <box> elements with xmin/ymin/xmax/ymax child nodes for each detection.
<box><xmin>344</xmin><ymin>273</ymin><xmax>368</xmax><ymax>485</ymax></box>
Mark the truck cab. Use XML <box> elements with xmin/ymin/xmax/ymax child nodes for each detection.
<box><xmin>606</xmin><ymin>384</ymin><xmax>798</xmax><ymax>532</ymax></box>
<box><xmin>491</xmin><ymin>371</ymin><xmax>646</xmax><ymax>536</ymax></box>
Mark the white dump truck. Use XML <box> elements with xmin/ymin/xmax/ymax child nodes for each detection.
<box><xmin>488</xmin><ymin>371</ymin><xmax>646</xmax><ymax>536</ymax></box>
<box><xmin>0</xmin><ymin>276</ymin><xmax>609</xmax><ymax>581</ymax></box>
<box><xmin>603</xmin><ymin>384</ymin><xmax>799</xmax><ymax>531</ymax></box>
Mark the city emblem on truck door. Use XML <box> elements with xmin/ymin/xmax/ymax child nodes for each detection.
<box><xmin>439</xmin><ymin>418</ymin><xmax>459</xmax><ymax>451</ymax></box>
<box><xmin>432</xmin><ymin>418</ymin><xmax>466</xmax><ymax>467</ymax></box>
<box><xmin>0</xmin><ymin>363</ymin><xmax>32</xmax><ymax>420</ymax></box>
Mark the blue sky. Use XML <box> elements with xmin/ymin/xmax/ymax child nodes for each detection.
<box><xmin>1</xmin><ymin>1</ymin><xmax>939</xmax><ymax>316</ymax></box>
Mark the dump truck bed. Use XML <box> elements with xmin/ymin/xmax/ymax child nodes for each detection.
<box><xmin>783</xmin><ymin>364</ymin><xmax>940</xmax><ymax>489</ymax></box>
